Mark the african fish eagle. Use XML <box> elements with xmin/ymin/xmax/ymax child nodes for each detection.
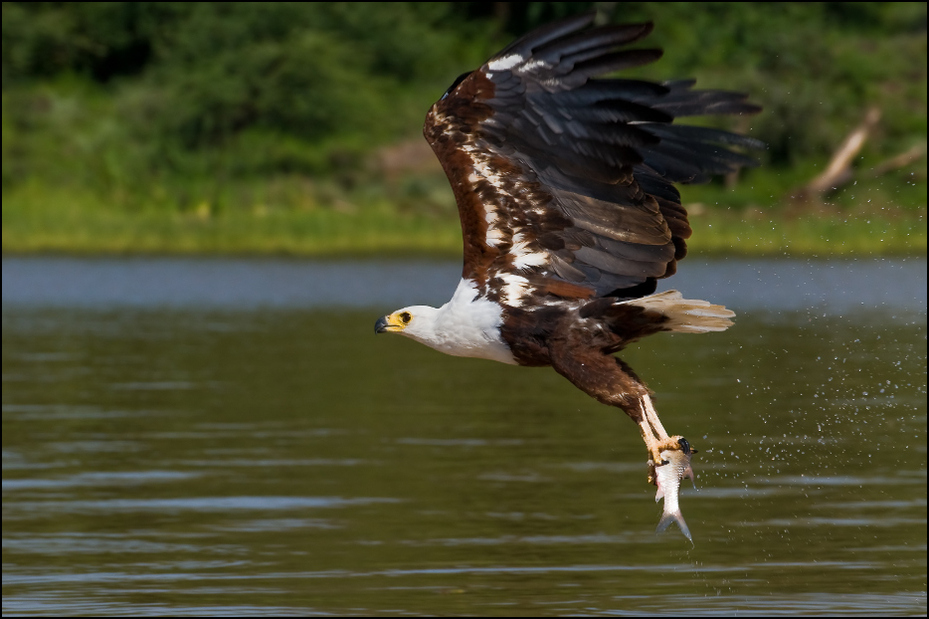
<box><xmin>375</xmin><ymin>12</ymin><xmax>761</xmax><ymax>528</ymax></box>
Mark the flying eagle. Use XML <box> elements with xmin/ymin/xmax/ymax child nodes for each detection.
<box><xmin>375</xmin><ymin>12</ymin><xmax>761</xmax><ymax>537</ymax></box>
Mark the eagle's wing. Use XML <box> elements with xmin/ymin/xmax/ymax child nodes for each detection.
<box><xmin>424</xmin><ymin>12</ymin><xmax>762</xmax><ymax>302</ymax></box>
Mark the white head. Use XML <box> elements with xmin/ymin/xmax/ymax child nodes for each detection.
<box><xmin>374</xmin><ymin>279</ymin><xmax>516</xmax><ymax>365</ymax></box>
<box><xmin>374</xmin><ymin>305</ymin><xmax>442</xmax><ymax>349</ymax></box>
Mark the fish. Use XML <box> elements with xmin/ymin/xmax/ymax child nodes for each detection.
<box><xmin>651</xmin><ymin>437</ymin><xmax>697</xmax><ymax>542</ymax></box>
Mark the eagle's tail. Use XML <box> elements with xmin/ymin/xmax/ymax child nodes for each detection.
<box><xmin>631</xmin><ymin>290</ymin><xmax>734</xmax><ymax>334</ymax></box>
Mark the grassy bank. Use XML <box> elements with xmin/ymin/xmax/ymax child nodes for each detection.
<box><xmin>3</xmin><ymin>3</ymin><xmax>926</xmax><ymax>258</ymax></box>
<box><xmin>3</xmin><ymin>184</ymin><xmax>925</xmax><ymax>258</ymax></box>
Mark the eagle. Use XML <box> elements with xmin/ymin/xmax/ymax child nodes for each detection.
<box><xmin>375</xmin><ymin>12</ymin><xmax>761</xmax><ymax>537</ymax></box>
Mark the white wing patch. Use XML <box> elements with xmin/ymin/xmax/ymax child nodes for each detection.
<box><xmin>485</xmin><ymin>227</ymin><xmax>506</xmax><ymax>247</ymax></box>
<box><xmin>520</xmin><ymin>58</ymin><xmax>552</xmax><ymax>73</ymax></box>
<box><xmin>467</xmin><ymin>153</ymin><xmax>513</xmax><ymax>249</ymax></box>
<box><xmin>470</xmin><ymin>156</ymin><xmax>508</xmax><ymax>191</ymax></box>
<box><xmin>499</xmin><ymin>273</ymin><xmax>532</xmax><ymax>307</ymax></box>
<box><xmin>511</xmin><ymin>231</ymin><xmax>548</xmax><ymax>270</ymax></box>
<box><xmin>488</xmin><ymin>53</ymin><xmax>525</xmax><ymax>72</ymax></box>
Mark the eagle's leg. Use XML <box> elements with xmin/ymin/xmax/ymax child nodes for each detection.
<box><xmin>639</xmin><ymin>392</ymin><xmax>669</xmax><ymax>440</ymax></box>
<box><xmin>638</xmin><ymin>394</ymin><xmax>686</xmax><ymax>456</ymax></box>
<box><xmin>634</xmin><ymin>394</ymin><xmax>692</xmax><ymax>484</ymax></box>
<box><xmin>548</xmin><ymin>342</ymin><xmax>691</xmax><ymax>475</ymax></box>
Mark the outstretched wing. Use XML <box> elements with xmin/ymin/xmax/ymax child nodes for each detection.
<box><xmin>425</xmin><ymin>12</ymin><xmax>762</xmax><ymax>305</ymax></box>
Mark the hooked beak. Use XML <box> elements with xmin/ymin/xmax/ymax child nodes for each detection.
<box><xmin>375</xmin><ymin>314</ymin><xmax>403</xmax><ymax>334</ymax></box>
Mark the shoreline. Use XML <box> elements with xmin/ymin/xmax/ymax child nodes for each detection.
<box><xmin>3</xmin><ymin>208</ymin><xmax>925</xmax><ymax>258</ymax></box>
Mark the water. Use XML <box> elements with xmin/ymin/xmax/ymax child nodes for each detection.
<box><xmin>3</xmin><ymin>256</ymin><xmax>926</xmax><ymax>615</ymax></box>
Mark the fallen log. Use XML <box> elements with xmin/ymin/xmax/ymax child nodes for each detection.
<box><xmin>802</xmin><ymin>106</ymin><xmax>882</xmax><ymax>196</ymax></box>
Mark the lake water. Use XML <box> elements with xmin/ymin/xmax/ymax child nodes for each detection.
<box><xmin>3</xmin><ymin>256</ymin><xmax>926</xmax><ymax>615</ymax></box>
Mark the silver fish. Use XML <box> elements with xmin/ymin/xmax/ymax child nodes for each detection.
<box><xmin>652</xmin><ymin>437</ymin><xmax>696</xmax><ymax>542</ymax></box>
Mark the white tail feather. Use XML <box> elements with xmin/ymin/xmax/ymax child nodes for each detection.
<box><xmin>628</xmin><ymin>290</ymin><xmax>734</xmax><ymax>334</ymax></box>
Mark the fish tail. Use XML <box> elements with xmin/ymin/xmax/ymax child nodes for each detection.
<box><xmin>656</xmin><ymin>509</ymin><xmax>692</xmax><ymax>543</ymax></box>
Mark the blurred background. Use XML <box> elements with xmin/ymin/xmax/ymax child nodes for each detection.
<box><xmin>3</xmin><ymin>4</ymin><xmax>927</xmax><ymax>615</ymax></box>
<box><xmin>2</xmin><ymin>1</ymin><xmax>926</xmax><ymax>255</ymax></box>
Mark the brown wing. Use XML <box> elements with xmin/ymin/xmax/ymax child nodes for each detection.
<box><xmin>424</xmin><ymin>12</ymin><xmax>762</xmax><ymax>301</ymax></box>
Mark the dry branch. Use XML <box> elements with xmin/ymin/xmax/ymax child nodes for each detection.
<box><xmin>870</xmin><ymin>142</ymin><xmax>927</xmax><ymax>177</ymax></box>
<box><xmin>803</xmin><ymin>107</ymin><xmax>882</xmax><ymax>196</ymax></box>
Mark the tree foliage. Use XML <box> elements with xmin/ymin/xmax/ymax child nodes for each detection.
<box><xmin>2</xmin><ymin>2</ymin><xmax>926</xmax><ymax>211</ymax></box>
<box><xmin>3</xmin><ymin>3</ymin><xmax>473</xmax><ymax>150</ymax></box>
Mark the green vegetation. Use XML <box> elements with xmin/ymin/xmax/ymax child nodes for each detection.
<box><xmin>2</xmin><ymin>2</ymin><xmax>926</xmax><ymax>256</ymax></box>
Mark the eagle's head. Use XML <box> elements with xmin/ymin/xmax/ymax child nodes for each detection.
<box><xmin>374</xmin><ymin>293</ymin><xmax>515</xmax><ymax>366</ymax></box>
<box><xmin>374</xmin><ymin>306</ymin><xmax>441</xmax><ymax>345</ymax></box>
<box><xmin>374</xmin><ymin>278</ymin><xmax>516</xmax><ymax>365</ymax></box>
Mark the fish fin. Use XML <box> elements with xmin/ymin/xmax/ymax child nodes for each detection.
<box><xmin>654</xmin><ymin>487</ymin><xmax>665</xmax><ymax>502</ymax></box>
<box><xmin>684</xmin><ymin>465</ymin><xmax>697</xmax><ymax>489</ymax></box>
<box><xmin>656</xmin><ymin>510</ymin><xmax>692</xmax><ymax>543</ymax></box>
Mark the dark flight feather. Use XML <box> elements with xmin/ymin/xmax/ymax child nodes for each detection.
<box><xmin>424</xmin><ymin>11</ymin><xmax>762</xmax><ymax>300</ymax></box>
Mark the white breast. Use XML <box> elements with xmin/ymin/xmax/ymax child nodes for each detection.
<box><xmin>403</xmin><ymin>279</ymin><xmax>517</xmax><ymax>365</ymax></box>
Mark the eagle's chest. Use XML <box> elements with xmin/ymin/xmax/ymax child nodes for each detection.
<box><xmin>422</xmin><ymin>279</ymin><xmax>518</xmax><ymax>365</ymax></box>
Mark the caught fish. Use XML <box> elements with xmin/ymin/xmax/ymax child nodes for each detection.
<box><xmin>651</xmin><ymin>437</ymin><xmax>697</xmax><ymax>542</ymax></box>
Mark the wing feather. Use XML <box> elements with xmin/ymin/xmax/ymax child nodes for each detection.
<box><xmin>423</xmin><ymin>11</ymin><xmax>762</xmax><ymax>303</ymax></box>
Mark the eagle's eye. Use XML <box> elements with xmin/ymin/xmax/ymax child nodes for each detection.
<box><xmin>398</xmin><ymin>311</ymin><xmax>413</xmax><ymax>325</ymax></box>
